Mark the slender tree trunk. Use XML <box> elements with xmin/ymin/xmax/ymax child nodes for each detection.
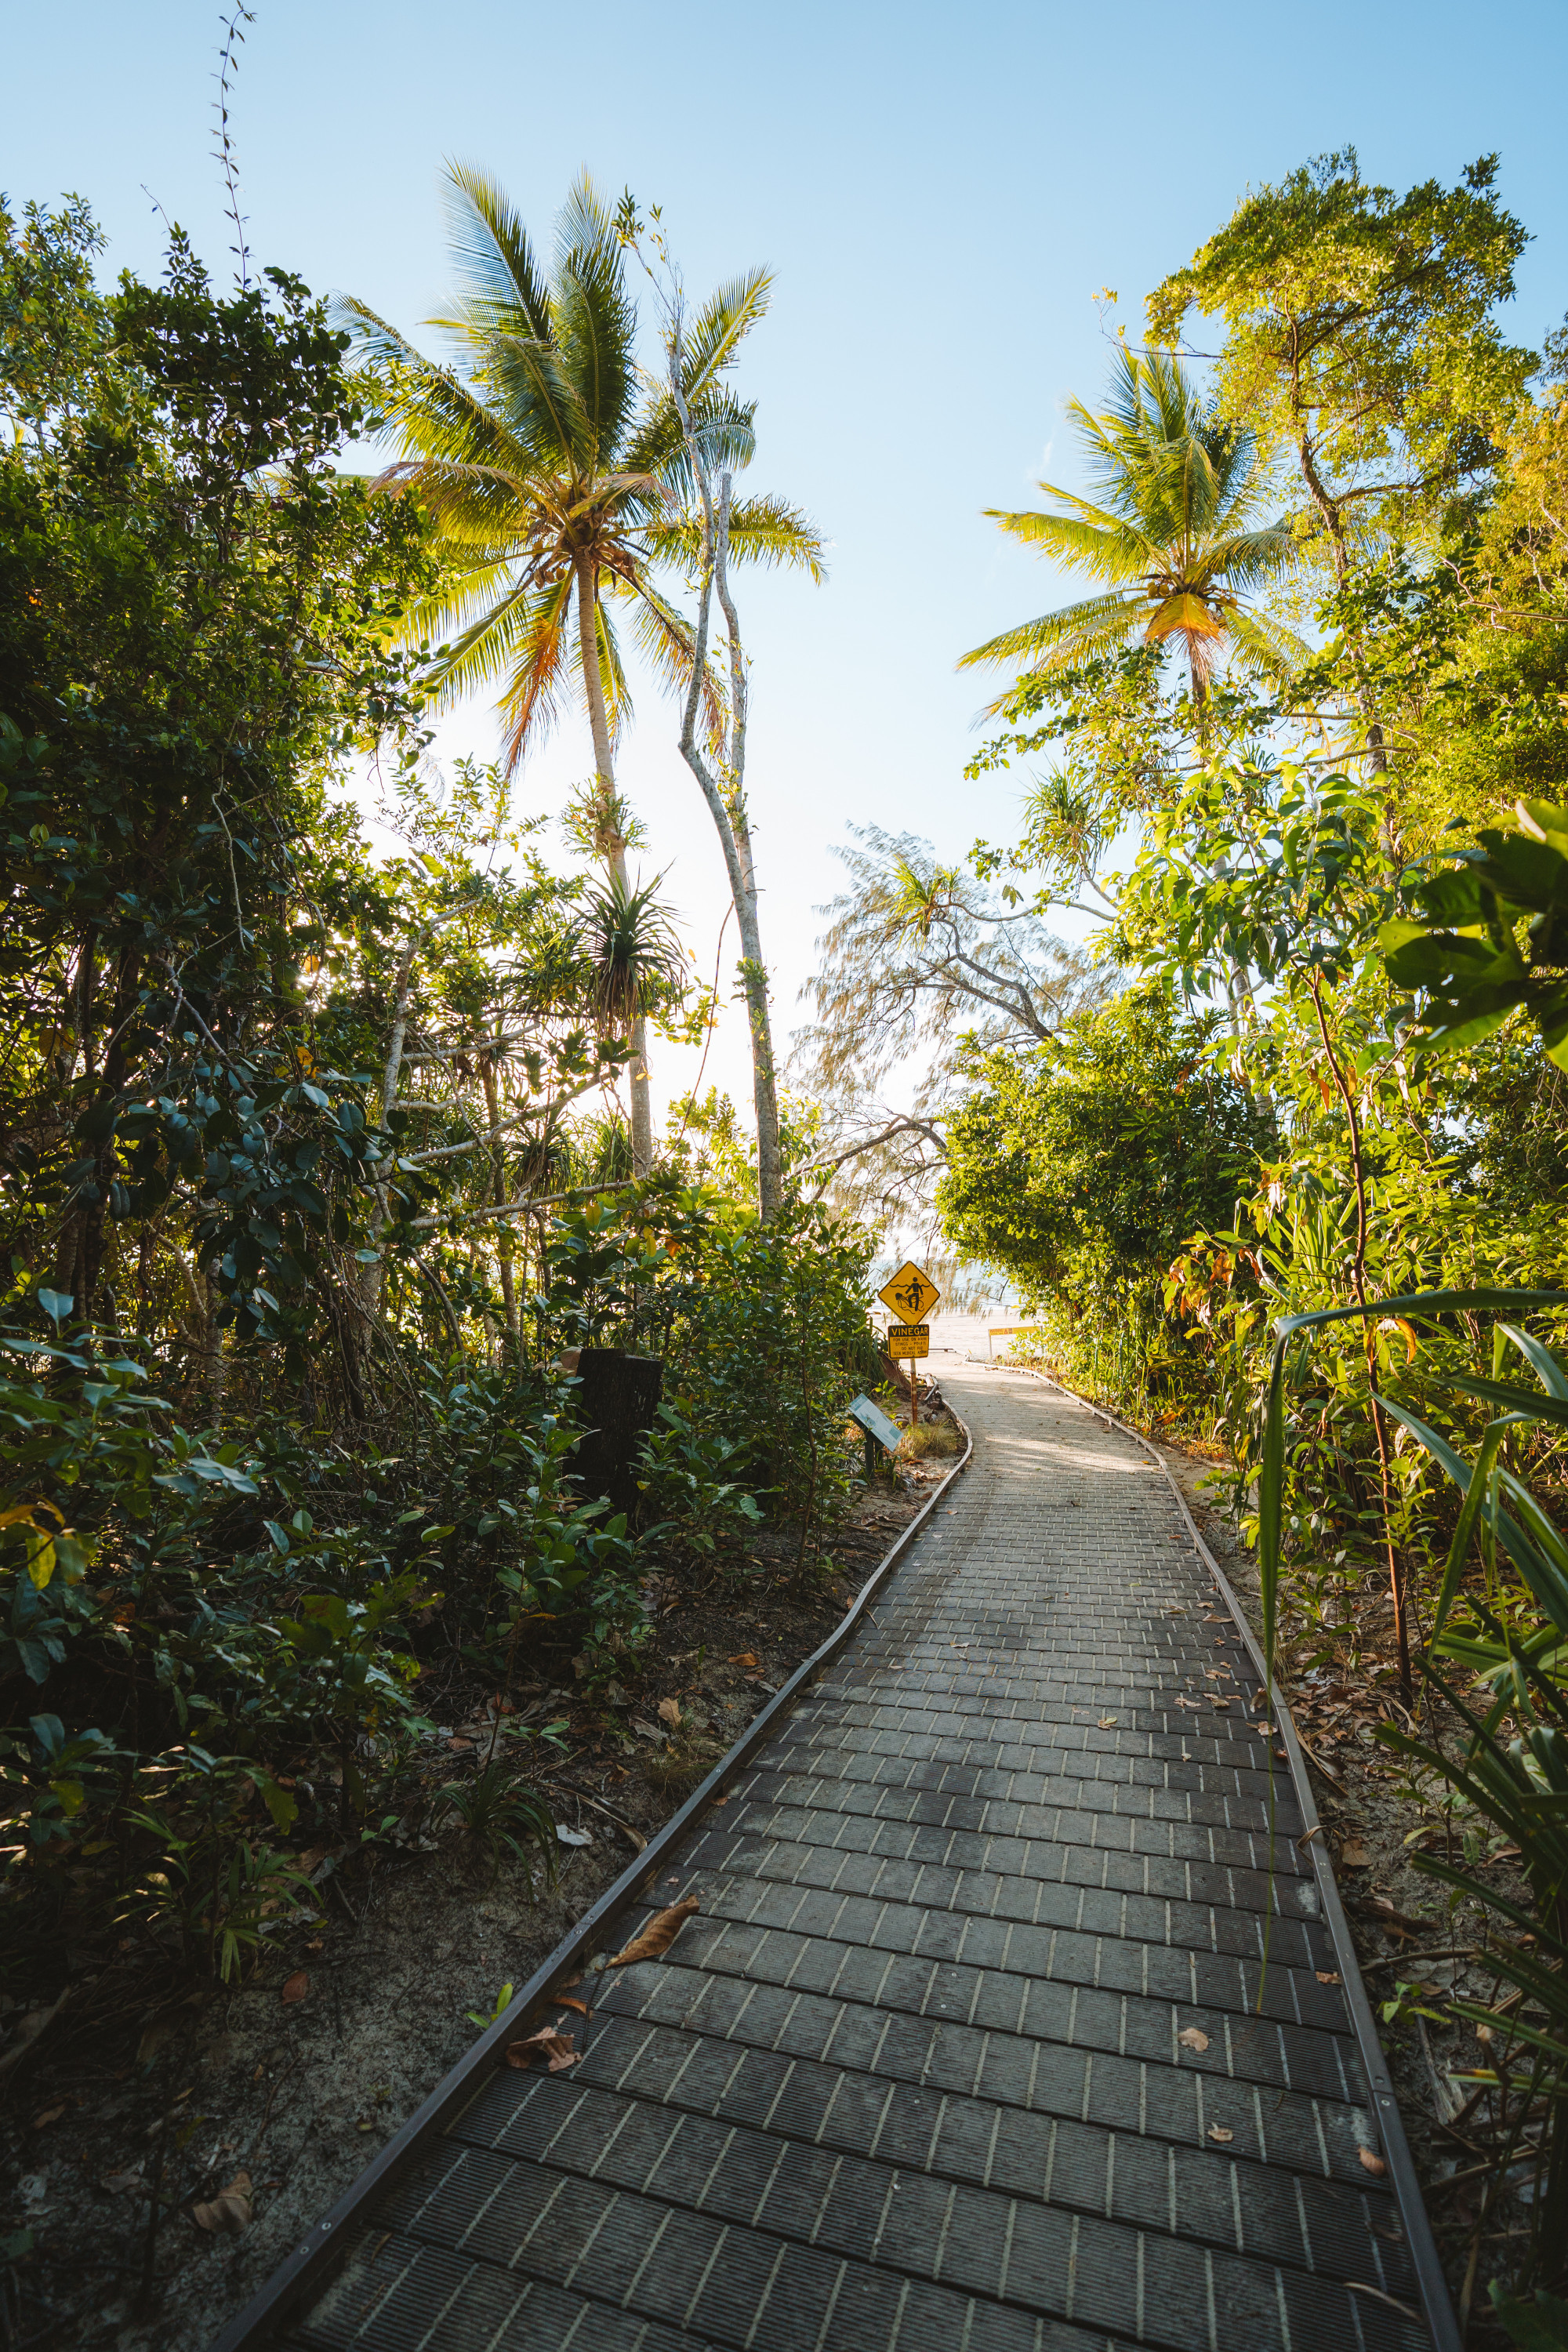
<box><xmin>480</xmin><ymin>1056</ymin><xmax>519</xmax><ymax>1341</ymax></box>
<box><xmin>673</xmin><ymin>465</ymin><xmax>783</xmax><ymax>1219</ymax></box>
<box><xmin>575</xmin><ymin>552</ymin><xmax>653</xmax><ymax>1178</ymax></box>
<box><xmin>362</xmin><ymin>929</ymin><xmax>419</xmax><ymax>1315</ymax></box>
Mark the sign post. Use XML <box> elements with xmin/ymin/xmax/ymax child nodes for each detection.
<box><xmin>877</xmin><ymin>1261</ymin><xmax>942</xmax><ymax>1426</ymax></box>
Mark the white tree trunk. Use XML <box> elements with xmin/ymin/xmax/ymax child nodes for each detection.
<box><xmin>673</xmin><ymin>457</ymin><xmax>783</xmax><ymax>1221</ymax></box>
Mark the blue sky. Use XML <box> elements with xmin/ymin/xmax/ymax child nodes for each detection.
<box><xmin>10</xmin><ymin>0</ymin><xmax>1568</xmax><ymax>1133</ymax></box>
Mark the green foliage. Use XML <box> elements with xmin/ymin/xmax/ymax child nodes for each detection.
<box><xmin>442</xmin><ymin>1759</ymin><xmax>557</xmax><ymax>1888</ymax></box>
<box><xmin>1146</xmin><ymin>147</ymin><xmax>1534</xmax><ymax>554</ymax></box>
<box><xmin>1383</xmin><ymin>798</ymin><xmax>1568</xmax><ymax>1067</ymax></box>
<box><xmin>939</xmin><ymin>990</ymin><xmax>1271</xmax><ymax>1308</ymax></box>
<box><xmin>637</xmin><ymin>1403</ymin><xmax>764</xmax><ymax>1567</ymax></box>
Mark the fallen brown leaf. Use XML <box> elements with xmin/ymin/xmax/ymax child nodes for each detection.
<box><xmin>1358</xmin><ymin>2147</ymin><xmax>1388</xmax><ymax>2177</ymax></box>
<box><xmin>1316</xmin><ymin>1970</ymin><xmax>1341</xmax><ymax>1984</ymax></box>
<box><xmin>1210</xmin><ymin>1697</ymin><xmax>1230</xmax><ymax>1711</ymax></box>
<box><xmin>728</xmin><ymin>1652</ymin><xmax>760</xmax><ymax>1669</ymax></box>
<box><xmin>296</xmin><ymin>1846</ymin><xmax>328</xmax><ymax>1875</ymax></box>
<box><xmin>656</xmin><ymin>1697</ymin><xmax>682</xmax><ymax>1730</ymax></box>
<box><xmin>280</xmin><ymin>1971</ymin><xmax>310</xmax><ymax>2003</ymax></box>
<box><xmin>553</xmin><ymin>1996</ymin><xmax>593</xmax><ymax>2019</ymax></box>
<box><xmin>1175</xmin><ymin>1697</ymin><xmax>1203</xmax><ymax>1711</ymax></box>
<box><xmin>1097</xmin><ymin>1715</ymin><xmax>1117</xmax><ymax>1730</ymax></box>
<box><xmin>505</xmin><ymin>2027</ymin><xmax>579</xmax><ymax>2073</ymax></box>
<box><xmin>31</xmin><ymin>2103</ymin><xmax>66</xmax><ymax>2129</ymax></box>
<box><xmin>191</xmin><ymin>2170</ymin><xmax>253</xmax><ymax>2234</ymax></box>
<box><xmin>1208</xmin><ymin>2124</ymin><xmax>1233</xmax><ymax>2143</ymax></box>
<box><xmin>601</xmin><ymin>1894</ymin><xmax>700</xmax><ymax>1970</ymax></box>
<box><xmin>1178</xmin><ymin>2027</ymin><xmax>1210</xmax><ymax>2052</ymax></box>
<box><xmin>1340</xmin><ymin>1839</ymin><xmax>1371</xmax><ymax>1867</ymax></box>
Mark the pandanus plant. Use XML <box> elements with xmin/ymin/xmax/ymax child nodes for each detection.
<box><xmin>1257</xmin><ymin>1286</ymin><xmax>1568</xmax><ymax>2281</ymax></box>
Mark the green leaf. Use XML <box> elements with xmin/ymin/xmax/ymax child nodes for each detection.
<box><xmin>1490</xmin><ymin>2284</ymin><xmax>1568</xmax><ymax>2349</ymax></box>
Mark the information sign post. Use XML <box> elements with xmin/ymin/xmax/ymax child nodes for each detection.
<box><xmin>877</xmin><ymin>1261</ymin><xmax>942</xmax><ymax>1425</ymax></box>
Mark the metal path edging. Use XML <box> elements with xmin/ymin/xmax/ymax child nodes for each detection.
<box><xmin>207</xmin><ymin>1406</ymin><xmax>975</xmax><ymax>2352</ymax></box>
<box><xmin>1003</xmin><ymin>1359</ymin><xmax>1462</xmax><ymax>2352</ymax></box>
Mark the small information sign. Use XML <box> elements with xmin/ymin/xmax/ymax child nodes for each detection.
<box><xmin>847</xmin><ymin>1392</ymin><xmax>903</xmax><ymax>1454</ymax></box>
<box><xmin>887</xmin><ymin>1322</ymin><xmax>931</xmax><ymax>1360</ymax></box>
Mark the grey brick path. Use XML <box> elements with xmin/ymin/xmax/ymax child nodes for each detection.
<box><xmin>288</xmin><ymin>1362</ymin><xmax>1429</xmax><ymax>2352</ymax></box>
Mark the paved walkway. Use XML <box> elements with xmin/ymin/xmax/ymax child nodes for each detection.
<box><xmin>289</xmin><ymin>1360</ymin><xmax>1429</xmax><ymax>2352</ymax></box>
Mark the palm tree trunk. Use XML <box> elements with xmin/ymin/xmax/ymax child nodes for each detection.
<box><xmin>575</xmin><ymin>554</ymin><xmax>653</xmax><ymax>1178</ymax></box>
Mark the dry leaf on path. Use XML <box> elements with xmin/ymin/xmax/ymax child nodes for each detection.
<box><xmin>1339</xmin><ymin>1839</ymin><xmax>1371</xmax><ymax>1867</ymax></box>
<box><xmin>505</xmin><ymin>2028</ymin><xmax>579</xmax><ymax>2073</ymax></box>
<box><xmin>601</xmin><ymin>1895</ymin><xmax>700</xmax><ymax>1971</ymax></box>
<box><xmin>1209</xmin><ymin>1698</ymin><xmax>1231</xmax><ymax>1711</ymax></box>
<box><xmin>656</xmin><ymin>1697</ymin><xmax>682</xmax><ymax>1730</ymax></box>
<box><xmin>281</xmin><ymin>1971</ymin><xmax>310</xmax><ymax>2003</ymax></box>
<box><xmin>1316</xmin><ymin>1969</ymin><xmax>1341</xmax><ymax>1985</ymax></box>
<box><xmin>1097</xmin><ymin>1715</ymin><xmax>1117</xmax><ymax>1730</ymax></box>
<box><xmin>728</xmin><ymin>1653</ymin><xmax>760</xmax><ymax>1669</ymax></box>
<box><xmin>1207</xmin><ymin>2125</ymin><xmax>1233</xmax><ymax>2143</ymax></box>
<box><xmin>191</xmin><ymin>2170</ymin><xmax>253</xmax><ymax>2234</ymax></box>
<box><xmin>1358</xmin><ymin>2147</ymin><xmax>1388</xmax><ymax>2176</ymax></box>
<box><xmin>552</xmin><ymin>1996</ymin><xmax>593</xmax><ymax>2020</ymax></box>
<box><xmin>1178</xmin><ymin>2027</ymin><xmax>1210</xmax><ymax>2052</ymax></box>
<box><xmin>1175</xmin><ymin>1697</ymin><xmax>1202</xmax><ymax>1711</ymax></box>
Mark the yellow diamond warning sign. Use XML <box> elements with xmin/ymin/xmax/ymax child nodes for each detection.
<box><xmin>878</xmin><ymin>1261</ymin><xmax>940</xmax><ymax>1323</ymax></box>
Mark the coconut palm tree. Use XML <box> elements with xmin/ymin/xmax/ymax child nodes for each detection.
<box><xmin>341</xmin><ymin>166</ymin><xmax>820</xmax><ymax>1174</ymax></box>
<box><xmin>960</xmin><ymin>348</ymin><xmax>1304</xmax><ymax>719</ymax></box>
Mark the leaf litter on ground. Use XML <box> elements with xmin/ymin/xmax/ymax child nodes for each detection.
<box><xmin>505</xmin><ymin>2027</ymin><xmax>579</xmax><ymax>2072</ymax></box>
<box><xmin>191</xmin><ymin>2171</ymin><xmax>253</xmax><ymax>2234</ymax></box>
<box><xmin>594</xmin><ymin>1895</ymin><xmax>700</xmax><ymax>1973</ymax></box>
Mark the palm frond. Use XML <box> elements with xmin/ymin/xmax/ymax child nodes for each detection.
<box><xmin>1221</xmin><ymin>603</ymin><xmax>1312</xmax><ymax>678</ymax></box>
<box><xmin>441</xmin><ymin>160</ymin><xmax>554</xmax><ymax>343</ymax></box>
<box><xmin>624</xmin><ymin>582</ymin><xmax>727</xmax><ymax>750</ymax></box>
<box><xmin>484</xmin><ymin>328</ymin><xmax>596</xmax><ymax>468</ymax></box>
<box><xmin>959</xmin><ymin>590</ymin><xmax>1148</xmax><ymax>673</ymax></box>
<box><xmin>677</xmin><ymin>267</ymin><xmax>773</xmax><ymax>396</ymax></box>
<box><xmin>552</xmin><ymin>171</ymin><xmax>637</xmax><ymax>455</ymax></box>
<box><xmin>967</xmin><ymin>344</ymin><xmax>1292</xmax><ymax>700</ymax></box>
<box><xmin>624</xmin><ymin>386</ymin><xmax>758</xmax><ymax>496</ymax></box>
<box><xmin>492</xmin><ymin>575</ymin><xmax>576</xmax><ymax>771</ymax></box>
<box><xmin>986</xmin><ymin>503</ymin><xmax>1155</xmax><ymax>581</ymax></box>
